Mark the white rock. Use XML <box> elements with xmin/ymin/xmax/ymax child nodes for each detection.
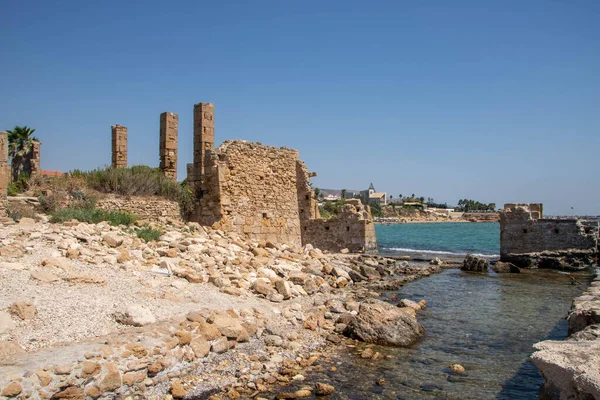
<box><xmin>0</xmin><ymin>311</ymin><xmax>16</xmax><ymax>334</ymax></box>
<box><xmin>114</xmin><ymin>305</ymin><xmax>156</xmax><ymax>327</ymax></box>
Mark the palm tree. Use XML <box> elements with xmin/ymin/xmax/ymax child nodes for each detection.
<box><xmin>7</xmin><ymin>126</ymin><xmax>39</xmax><ymax>181</ymax></box>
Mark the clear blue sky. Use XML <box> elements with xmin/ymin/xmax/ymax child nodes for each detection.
<box><xmin>2</xmin><ymin>1</ymin><xmax>599</xmax><ymax>215</ymax></box>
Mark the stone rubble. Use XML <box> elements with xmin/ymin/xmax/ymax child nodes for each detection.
<box><xmin>0</xmin><ymin>216</ymin><xmax>439</xmax><ymax>399</ymax></box>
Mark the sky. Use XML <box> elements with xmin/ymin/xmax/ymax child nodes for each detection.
<box><xmin>2</xmin><ymin>0</ymin><xmax>599</xmax><ymax>216</ymax></box>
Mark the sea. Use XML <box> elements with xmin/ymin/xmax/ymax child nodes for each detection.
<box><xmin>376</xmin><ymin>222</ymin><xmax>500</xmax><ymax>259</ymax></box>
<box><xmin>279</xmin><ymin>222</ymin><xmax>595</xmax><ymax>399</ymax></box>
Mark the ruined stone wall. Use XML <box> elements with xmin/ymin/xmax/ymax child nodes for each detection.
<box><xmin>194</xmin><ymin>141</ymin><xmax>304</xmax><ymax>245</ymax></box>
<box><xmin>499</xmin><ymin>204</ymin><xmax>597</xmax><ymax>257</ymax></box>
<box><xmin>0</xmin><ymin>132</ymin><xmax>8</xmax><ymax>213</ymax></box>
<box><xmin>97</xmin><ymin>196</ymin><xmax>181</xmax><ymax>223</ymax></box>
<box><xmin>30</xmin><ymin>140</ymin><xmax>41</xmax><ymax>178</ymax></box>
<box><xmin>192</xmin><ymin>103</ymin><xmax>214</xmax><ymax>185</ymax></box>
<box><xmin>159</xmin><ymin>112</ymin><xmax>178</xmax><ymax>180</ymax></box>
<box><xmin>302</xmin><ymin>199</ymin><xmax>378</xmax><ymax>253</ymax></box>
<box><xmin>111</xmin><ymin>125</ymin><xmax>127</xmax><ymax>168</ymax></box>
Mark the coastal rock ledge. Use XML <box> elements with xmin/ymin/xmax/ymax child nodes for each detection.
<box><xmin>344</xmin><ymin>299</ymin><xmax>424</xmax><ymax>346</ymax></box>
<box><xmin>531</xmin><ymin>274</ymin><xmax>600</xmax><ymax>400</ymax></box>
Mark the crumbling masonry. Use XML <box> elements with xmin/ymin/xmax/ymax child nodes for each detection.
<box><xmin>192</xmin><ymin>102</ymin><xmax>214</xmax><ymax>185</ymax></box>
<box><xmin>500</xmin><ymin>203</ymin><xmax>599</xmax><ymax>269</ymax></box>
<box><xmin>188</xmin><ymin>103</ymin><xmax>377</xmax><ymax>252</ymax></box>
<box><xmin>159</xmin><ymin>112</ymin><xmax>178</xmax><ymax>180</ymax></box>
<box><xmin>111</xmin><ymin>124</ymin><xmax>127</xmax><ymax>168</ymax></box>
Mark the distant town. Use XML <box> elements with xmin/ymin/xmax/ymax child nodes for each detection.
<box><xmin>314</xmin><ymin>183</ymin><xmax>497</xmax><ymax>221</ymax></box>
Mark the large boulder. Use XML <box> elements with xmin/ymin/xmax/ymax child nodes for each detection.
<box><xmin>492</xmin><ymin>261</ymin><xmax>520</xmax><ymax>273</ymax></box>
<box><xmin>344</xmin><ymin>299</ymin><xmax>424</xmax><ymax>346</ymax></box>
<box><xmin>114</xmin><ymin>305</ymin><xmax>156</xmax><ymax>327</ymax></box>
<box><xmin>532</xmin><ymin>340</ymin><xmax>600</xmax><ymax>400</ymax></box>
<box><xmin>461</xmin><ymin>254</ymin><xmax>489</xmax><ymax>272</ymax></box>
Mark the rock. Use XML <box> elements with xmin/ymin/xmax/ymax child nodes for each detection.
<box><xmin>174</xmin><ymin>330</ymin><xmax>192</xmax><ymax>345</ymax></box>
<box><xmin>52</xmin><ymin>386</ymin><xmax>85</xmax><ymax>399</ymax></box>
<box><xmin>114</xmin><ymin>305</ymin><xmax>156</xmax><ymax>327</ymax></box>
<box><xmin>211</xmin><ymin>337</ymin><xmax>230</xmax><ymax>354</ymax></box>
<box><xmin>1</xmin><ymin>382</ymin><xmax>22</xmax><ymax>397</ymax></box>
<box><xmin>0</xmin><ymin>341</ymin><xmax>25</xmax><ymax>360</ymax></box>
<box><xmin>430</xmin><ymin>257</ymin><xmax>444</xmax><ymax>266</ymax></box>
<box><xmin>103</xmin><ymin>233</ymin><xmax>123</xmax><ymax>247</ymax></box>
<box><xmin>461</xmin><ymin>254</ymin><xmax>489</xmax><ymax>272</ymax></box>
<box><xmin>190</xmin><ymin>338</ymin><xmax>210</xmax><ymax>358</ymax></box>
<box><xmin>397</xmin><ymin>299</ymin><xmax>421</xmax><ymax>311</ymax></box>
<box><xmin>98</xmin><ymin>363</ymin><xmax>121</xmax><ymax>392</ymax></box>
<box><xmin>532</xmin><ymin>340</ymin><xmax>600</xmax><ymax>400</ymax></box>
<box><xmin>63</xmin><ymin>273</ymin><xmax>106</xmax><ymax>285</ymax></box>
<box><xmin>0</xmin><ymin>312</ymin><xmax>16</xmax><ymax>334</ymax></box>
<box><xmin>30</xmin><ymin>270</ymin><xmax>61</xmax><ymax>283</ymax></box>
<box><xmin>170</xmin><ymin>381</ymin><xmax>187</xmax><ymax>399</ymax></box>
<box><xmin>264</xmin><ymin>335</ymin><xmax>283</xmax><ymax>347</ymax></box>
<box><xmin>55</xmin><ymin>365</ymin><xmax>72</xmax><ymax>375</ymax></box>
<box><xmin>315</xmin><ymin>382</ymin><xmax>335</xmax><ymax>395</ymax></box>
<box><xmin>254</xmin><ymin>279</ymin><xmax>275</xmax><ymax>296</ymax></box>
<box><xmin>275</xmin><ymin>279</ymin><xmax>292</xmax><ymax>299</ymax></box>
<box><xmin>449</xmin><ymin>364</ymin><xmax>466</xmax><ymax>375</ymax></box>
<box><xmin>36</xmin><ymin>370</ymin><xmax>53</xmax><ymax>386</ymax></box>
<box><xmin>0</xmin><ymin>245</ymin><xmax>24</xmax><ymax>258</ymax></box>
<box><xmin>492</xmin><ymin>261</ymin><xmax>520</xmax><ymax>273</ymax></box>
<box><xmin>252</xmin><ymin>247</ymin><xmax>270</xmax><ymax>257</ymax></box>
<box><xmin>344</xmin><ymin>299</ymin><xmax>425</xmax><ymax>346</ymax></box>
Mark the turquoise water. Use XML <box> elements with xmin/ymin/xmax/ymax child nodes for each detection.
<box><xmin>296</xmin><ymin>268</ymin><xmax>592</xmax><ymax>399</ymax></box>
<box><xmin>269</xmin><ymin>223</ymin><xmax>593</xmax><ymax>398</ymax></box>
<box><xmin>376</xmin><ymin>222</ymin><xmax>500</xmax><ymax>258</ymax></box>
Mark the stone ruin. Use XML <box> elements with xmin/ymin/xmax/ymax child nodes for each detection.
<box><xmin>187</xmin><ymin>102</ymin><xmax>377</xmax><ymax>253</ymax></box>
<box><xmin>159</xmin><ymin>112</ymin><xmax>178</xmax><ymax>180</ymax></box>
<box><xmin>499</xmin><ymin>203</ymin><xmax>599</xmax><ymax>269</ymax></box>
<box><xmin>111</xmin><ymin>124</ymin><xmax>127</xmax><ymax>169</ymax></box>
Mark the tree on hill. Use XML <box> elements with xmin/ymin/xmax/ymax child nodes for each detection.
<box><xmin>341</xmin><ymin>189</ymin><xmax>347</xmax><ymax>199</ymax></box>
<box><xmin>7</xmin><ymin>125</ymin><xmax>39</xmax><ymax>182</ymax></box>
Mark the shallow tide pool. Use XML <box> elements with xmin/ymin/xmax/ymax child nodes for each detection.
<box><xmin>282</xmin><ymin>268</ymin><xmax>592</xmax><ymax>399</ymax></box>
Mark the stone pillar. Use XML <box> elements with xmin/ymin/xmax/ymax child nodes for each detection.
<box><xmin>160</xmin><ymin>112</ymin><xmax>178</xmax><ymax>180</ymax></box>
<box><xmin>0</xmin><ymin>132</ymin><xmax>8</xmax><ymax>207</ymax></box>
<box><xmin>111</xmin><ymin>124</ymin><xmax>128</xmax><ymax>169</ymax></box>
<box><xmin>186</xmin><ymin>163</ymin><xmax>193</xmax><ymax>182</ymax></box>
<box><xmin>30</xmin><ymin>140</ymin><xmax>41</xmax><ymax>178</ymax></box>
<box><xmin>193</xmin><ymin>102</ymin><xmax>214</xmax><ymax>184</ymax></box>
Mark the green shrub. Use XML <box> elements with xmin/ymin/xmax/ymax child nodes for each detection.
<box><xmin>137</xmin><ymin>227</ymin><xmax>163</xmax><ymax>242</ymax></box>
<box><xmin>69</xmin><ymin>166</ymin><xmax>197</xmax><ymax>220</ymax></box>
<box><xmin>6</xmin><ymin>202</ymin><xmax>37</xmax><ymax>222</ymax></box>
<box><xmin>7</xmin><ymin>173</ymin><xmax>30</xmax><ymax>196</ymax></box>
<box><xmin>50</xmin><ymin>208</ymin><xmax>138</xmax><ymax>226</ymax></box>
<box><xmin>38</xmin><ymin>193</ymin><xmax>63</xmax><ymax>212</ymax></box>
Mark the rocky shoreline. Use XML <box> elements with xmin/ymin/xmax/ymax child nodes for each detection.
<box><xmin>0</xmin><ymin>217</ymin><xmax>441</xmax><ymax>399</ymax></box>
<box><xmin>531</xmin><ymin>270</ymin><xmax>600</xmax><ymax>400</ymax></box>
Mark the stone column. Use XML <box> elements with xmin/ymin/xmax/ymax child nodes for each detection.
<box><xmin>193</xmin><ymin>102</ymin><xmax>214</xmax><ymax>184</ymax></box>
<box><xmin>0</xmin><ymin>132</ymin><xmax>8</xmax><ymax>207</ymax></box>
<box><xmin>30</xmin><ymin>140</ymin><xmax>41</xmax><ymax>178</ymax></box>
<box><xmin>111</xmin><ymin>124</ymin><xmax>127</xmax><ymax>169</ymax></box>
<box><xmin>186</xmin><ymin>163</ymin><xmax>193</xmax><ymax>182</ymax></box>
<box><xmin>160</xmin><ymin>112</ymin><xmax>178</xmax><ymax>180</ymax></box>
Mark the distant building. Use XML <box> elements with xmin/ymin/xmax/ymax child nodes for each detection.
<box><xmin>360</xmin><ymin>183</ymin><xmax>387</xmax><ymax>206</ymax></box>
<box><xmin>323</xmin><ymin>194</ymin><xmax>341</xmax><ymax>201</ymax></box>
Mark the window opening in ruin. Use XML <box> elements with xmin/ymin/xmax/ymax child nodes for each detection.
<box><xmin>523</xmin><ymin>229</ymin><xmax>528</xmax><ymax>233</ymax></box>
<box><xmin>554</xmin><ymin>228</ymin><xmax>559</xmax><ymax>234</ymax></box>
<box><xmin>262</xmin><ymin>213</ymin><xmax>267</xmax><ymax>219</ymax></box>
<box><xmin>305</xmin><ymin>195</ymin><xmax>309</xmax><ymax>200</ymax></box>
<box><xmin>346</xmin><ymin>226</ymin><xmax>350</xmax><ymax>231</ymax></box>
<box><xmin>325</xmin><ymin>226</ymin><xmax>330</xmax><ymax>230</ymax></box>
